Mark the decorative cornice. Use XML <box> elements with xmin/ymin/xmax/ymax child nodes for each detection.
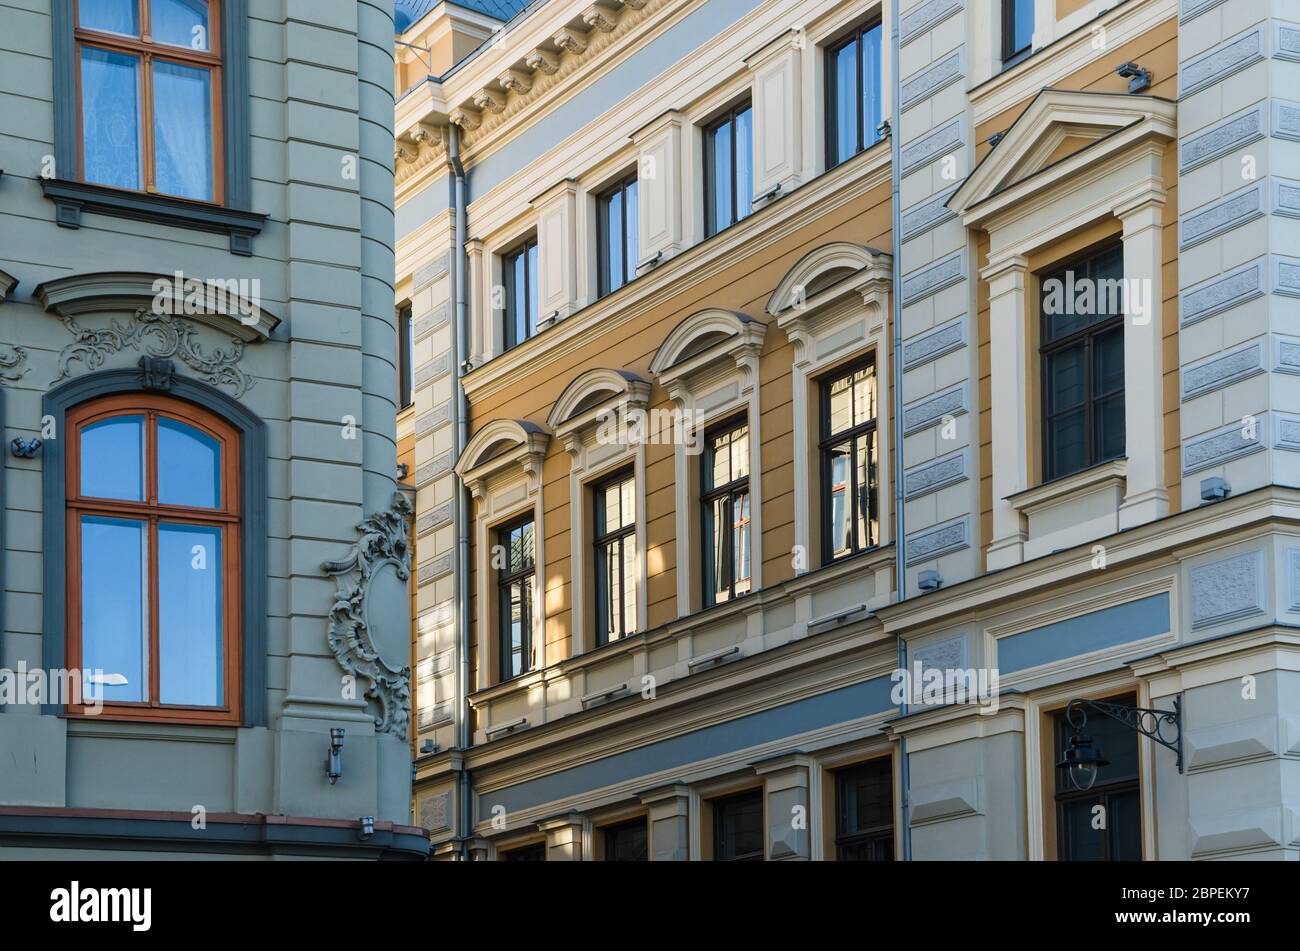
<box><xmin>322</xmin><ymin>492</ymin><xmax>415</xmax><ymax>739</ymax></box>
<box><xmin>0</xmin><ymin>268</ymin><xmax>16</xmax><ymax>302</ymax></box>
<box><xmin>456</xmin><ymin>418</ymin><xmax>551</xmax><ymax>497</ymax></box>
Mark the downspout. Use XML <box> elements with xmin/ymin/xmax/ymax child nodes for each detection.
<box><xmin>888</xmin><ymin>0</ymin><xmax>912</xmax><ymax>862</ymax></box>
<box><xmin>449</xmin><ymin>124</ymin><xmax>474</xmax><ymax>861</ymax></box>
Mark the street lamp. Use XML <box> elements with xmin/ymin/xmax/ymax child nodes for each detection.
<box><xmin>1056</xmin><ymin>696</ymin><xmax>1183</xmax><ymax>792</ymax></box>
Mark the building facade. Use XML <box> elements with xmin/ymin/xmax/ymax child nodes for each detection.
<box><xmin>398</xmin><ymin>0</ymin><xmax>1300</xmax><ymax>861</ymax></box>
<box><xmin>0</xmin><ymin>0</ymin><xmax>427</xmax><ymax>858</ymax></box>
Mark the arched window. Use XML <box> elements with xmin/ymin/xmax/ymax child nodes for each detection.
<box><xmin>66</xmin><ymin>392</ymin><xmax>241</xmax><ymax>723</ymax></box>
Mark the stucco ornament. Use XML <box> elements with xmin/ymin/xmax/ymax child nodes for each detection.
<box><xmin>56</xmin><ymin>308</ymin><xmax>253</xmax><ymax>395</ymax></box>
<box><xmin>322</xmin><ymin>492</ymin><xmax>415</xmax><ymax>738</ymax></box>
<box><xmin>0</xmin><ymin>345</ymin><xmax>28</xmax><ymax>382</ymax></box>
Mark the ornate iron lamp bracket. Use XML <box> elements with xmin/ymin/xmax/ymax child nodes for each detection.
<box><xmin>1065</xmin><ymin>696</ymin><xmax>1183</xmax><ymax>773</ymax></box>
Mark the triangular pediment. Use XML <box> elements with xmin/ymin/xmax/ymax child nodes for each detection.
<box><xmin>951</xmin><ymin>89</ymin><xmax>1177</xmax><ymax>220</ymax></box>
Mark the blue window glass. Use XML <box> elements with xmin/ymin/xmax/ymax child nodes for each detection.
<box><xmin>826</xmin><ymin>22</ymin><xmax>883</xmax><ymax>167</ymax></box>
<box><xmin>1004</xmin><ymin>0</ymin><xmax>1036</xmax><ymax>63</ymax></box>
<box><xmin>80</xmin><ymin>47</ymin><xmax>142</xmax><ymax>191</ymax></box>
<box><xmin>705</xmin><ymin>103</ymin><xmax>753</xmax><ymax>237</ymax></box>
<box><xmin>152</xmin><ymin>60</ymin><xmax>214</xmax><ymax>200</ymax></box>
<box><xmin>158</xmin><ymin>416</ymin><xmax>221</xmax><ymax>508</ymax></box>
<box><xmin>78</xmin><ymin>0</ymin><xmax>140</xmax><ymax>37</ymax></box>
<box><xmin>80</xmin><ymin>516</ymin><xmax>148</xmax><ymax>703</ymax></box>
<box><xmin>80</xmin><ymin>415</ymin><xmax>145</xmax><ymax>500</ymax></box>
<box><xmin>152</xmin><ymin>0</ymin><xmax>212</xmax><ymax>51</ymax></box>
<box><xmin>503</xmin><ymin>237</ymin><xmax>539</xmax><ymax>350</ymax></box>
<box><xmin>159</xmin><ymin>523</ymin><xmax>223</xmax><ymax>706</ymax></box>
<box><xmin>598</xmin><ymin>175</ymin><xmax>639</xmax><ymax>296</ymax></box>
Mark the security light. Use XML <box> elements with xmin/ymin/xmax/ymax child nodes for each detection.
<box><xmin>326</xmin><ymin>728</ymin><xmax>345</xmax><ymax>785</ymax></box>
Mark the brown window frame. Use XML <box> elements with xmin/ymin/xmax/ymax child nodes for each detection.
<box><xmin>74</xmin><ymin>0</ymin><xmax>226</xmax><ymax>204</ymax></box>
<box><xmin>65</xmin><ymin>392</ymin><xmax>242</xmax><ymax>725</ymax></box>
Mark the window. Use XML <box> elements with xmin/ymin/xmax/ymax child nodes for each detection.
<box><xmin>702</xmin><ymin>421</ymin><xmax>751</xmax><ymax>607</ymax></box>
<box><xmin>704</xmin><ymin>102</ymin><xmax>753</xmax><ymax>237</ymax></box>
<box><xmin>75</xmin><ymin>0</ymin><xmax>223</xmax><ymax>203</ymax></box>
<box><xmin>503</xmin><ymin>237</ymin><xmax>539</xmax><ymax>351</ymax></box>
<box><xmin>1053</xmin><ymin>695</ymin><xmax>1142</xmax><ymax>861</ymax></box>
<box><xmin>496</xmin><ymin>516</ymin><xmax>535</xmax><ymax>681</ymax></box>
<box><xmin>713</xmin><ymin>790</ymin><xmax>764</xmax><ymax>861</ymax></box>
<box><xmin>1002</xmin><ymin>0</ymin><xmax>1035</xmax><ymax>66</ymax></box>
<box><xmin>820</xmin><ymin>360</ymin><xmax>878</xmax><ymax>562</ymax></box>
<box><xmin>593</xmin><ymin>472</ymin><xmax>637</xmax><ymax>645</ymax></box>
<box><xmin>835</xmin><ymin>759</ymin><xmax>894</xmax><ymax>861</ymax></box>
<box><xmin>502</xmin><ymin>843</ymin><xmax>546</xmax><ymax>861</ymax></box>
<box><xmin>66</xmin><ymin>393</ymin><xmax>240</xmax><ymax>722</ymax></box>
<box><xmin>1040</xmin><ymin>243</ymin><xmax>1125</xmax><ymax>482</ymax></box>
<box><xmin>597</xmin><ymin>175</ymin><xmax>638</xmax><ymax>297</ymax></box>
<box><xmin>397</xmin><ymin>305</ymin><xmax>413</xmax><ymax>408</ymax></box>
<box><xmin>603</xmin><ymin>818</ymin><xmax>649</xmax><ymax>861</ymax></box>
<box><xmin>825</xmin><ymin>20</ymin><xmax>883</xmax><ymax>167</ymax></box>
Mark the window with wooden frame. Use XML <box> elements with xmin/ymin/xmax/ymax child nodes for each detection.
<box><xmin>66</xmin><ymin>392</ymin><xmax>241</xmax><ymax>723</ymax></box>
<box><xmin>496</xmin><ymin>515</ymin><xmax>535</xmax><ymax>681</ymax></box>
<box><xmin>825</xmin><ymin>19</ymin><xmax>883</xmax><ymax>168</ymax></box>
<box><xmin>1039</xmin><ymin>242</ymin><xmax>1126</xmax><ymax>482</ymax></box>
<box><xmin>1052</xmin><ymin>694</ymin><xmax>1142</xmax><ymax>861</ymax></box>
<box><xmin>74</xmin><ymin>0</ymin><xmax>224</xmax><ymax>203</ymax></box>
<box><xmin>597</xmin><ymin>174</ymin><xmax>638</xmax><ymax>298</ymax></box>
<box><xmin>1001</xmin><ymin>0</ymin><xmax>1035</xmax><ymax>67</ymax></box>
<box><xmin>835</xmin><ymin>758</ymin><xmax>894</xmax><ymax>861</ymax></box>
<box><xmin>502</xmin><ymin>236</ymin><xmax>539</xmax><ymax>351</ymax></box>
<box><xmin>593</xmin><ymin>470</ymin><xmax>637</xmax><ymax>645</ymax></box>
<box><xmin>702</xmin><ymin>419</ymin><xmax>751</xmax><ymax>607</ymax></box>
<box><xmin>703</xmin><ymin>101</ymin><xmax>753</xmax><ymax>237</ymax></box>
<box><xmin>713</xmin><ymin>790</ymin><xmax>764</xmax><ymax>861</ymax></box>
<box><xmin>820</xmin><ymin>359</ymin><xmax>879</xmax><ymax>563</ymax></box>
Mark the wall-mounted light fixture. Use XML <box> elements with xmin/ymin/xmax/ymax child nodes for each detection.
<box><xmin>918</xmin><ymin>570</ymin><xmax>943</xmax><ymax>592</ymax></box>
<box><xmin>9</xmin><ymin>437</ymin><xmax>41</xmax><ymax>458</ymax></box>
<box><xmin>359</xmin><ymin>816</ymin><xmax>375</xmax><ymax>840</ymax></box>
<box><xmin>1116</xmin><ymin>61</ymin><xmax>1152</xmax><ymax>93</ymax></box>
<box><xmin>326</xmin><ymin>727</ymin><xmax>345</xmax><ymax>785</ymax></box>
<box><xmin>1200</xmin><ymin>476</ymin><xmax>1231</xmax><ymax>503</ymax></box>
<box><xmin>1056</xmin><ymin>696</ymin><xmax>1182</xmax><ymax>791</ymax></box>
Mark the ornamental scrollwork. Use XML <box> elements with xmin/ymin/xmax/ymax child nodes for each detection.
<box><xmin>55</xmin><ymin>308</ymin><xmax>253</xmax><ymax>396</ymax></box>
<box><xmin>322</xmin><ymin>492</ymin><xmax>415</xmax><ymax>739</ymax></box>
<box><xmin>0</xmin><ymin>345</ymin><xmax>28</xmax><ymax>383</ymax></box>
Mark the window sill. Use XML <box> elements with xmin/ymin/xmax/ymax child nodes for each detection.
<box><xmin>41</xmin><ymin>178</ymin><xmax>267</xmax><ymax>257</ymax></box>
<box><xmin>1007</xmin><ymin>458</ymin><xmax>1128</xmax><ymax>561</ymax></box>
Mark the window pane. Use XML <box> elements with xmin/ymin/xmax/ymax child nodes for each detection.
<box><xmin>710</xmin><ymin>494</ymin><xmax>729</xmax><ymax>604</ymax></box>
<box><xmin>1095</xmin><ymin>395</ymin><xmax>1125</xmax><ymax>462</ymax></box>
<box><xmin>79</xmin><ymin>0</ymin><xmax>140</xmax><ymax>35</ymax></box>
<box><xmin>735</xmin><ymin>106</ymin><xmax>753</xmax><ymax>222</ymax></box>
<box><xmin>1010</xmin><ymin>0</ymin><xmax>1035</xmax><ymax>54</ymax></box>
<box><xmin>709</xmin><ymin>433</ymin><xmax>732</xmax><ymax>489</ymax></box>
<box><xmin>158</xmin><ymin>523</ymin><xmax>223</xmax><ymax>706</ymax></box>
<box><xmin>1108</xmin><ymin>789</ymin><xmax>1142</xmax><ymax>860</ymax></box>
<box><xmin>153</xmin><ymin>60</ymin><xmax>214</xmax><ymax>201</ymax></box>
<box><xmin>621</xmin><ymin>533</ymin><xmax>638</xmax><ymax>635</ymax></box>
<box><xmin>1048</xmin><ymin>346</ymin><xmax>1086</xmax><ymax>413</ymax></box>
<box><xmin>828</xmin><ymin>375</ymin><xmax>854</xmax><ymax>435</ymax></box>
<box><xmin>733</xmin><ymin>491</ymin><xmax>751</xmax><ymax>595</ymax></box>
<box><xmin>711</xmin><ymin>117</ymin><xmax>733</xmax><ymax>233</ymax></box>
<box><xmin>1049</xmin><ymin>409</ymin><xmax>1087</xmax><ymax>479</ymax></box>
<box><xmin>861</xmin><ymin>25</ymin><xmax>883</xmax><ymax>147</ymax></box>
<box><xmin>509</xmin><ymin>520</ymin><xmax>534</xmax><ymax>572</ymax></box>
<box><xmin>152</xmin><ymin>0</ymin><xmax>212</xmax><ymax>51</ymax></box>
<box><xmin>527</xmin><ymin>242</ymin><xmax>539</xmax><ymax>334</ymax></box>
<box><xmin>81</xmin><ymin>516</ymin><xmax>147</xmax><ymax>703</ymax></box>
<box><xmin>852</xmin><ymin>365</ymin><xmax>876</xmax><ymax>424</ymax></box>
<box><xmin>715</xmin><ymin>792</ymin><xmax>763</xmax><ymax>861</ymax></box>
<box><xmin>831</xmin><ymin>38</ymin><xmax>859</xmax><ymax>164</ymax></box>
<box><xmin>829</xmin><ymin>445</ymin><xmax>852</xmax><ymax>556</ymax></box>
<box><xmin>157</xmin><ymin>417</ymin><xmax>221</xmax><ymax>508</ymax></box>
<box><xmin>855</xmin><ymin>432</ymin><xmax>877</xmax><ymax>549</ymax></box>
<box><xmin>605</xmin><ymin>821</ymin><xmax>648</xmax><ymax>861</ymax></box>
<box><xmin>81</xmin><ymin>47</ymin><xmax>142</xmax><ymax>191</ymax></box>
<box><xmin>1094</xmin><ymin>327</ymin><xmax>1124</xmax><ymax>395</ymax></box>
<box><xmin>505</xmin><ymin>576</ymin><xmax>531</xmax><ymax>678</ymax></box>
<box><xmin>732</xmin><ymin>425</ymin><xmax>749</xmax><ymax>478</ymax></box>
<box><xmin>80</xmin><ymin>415</ymin><xmax>145</xmax><ymax>500</ymax></box>
<box><xmin>838</xmin><ymin>759</ymin><xmax>893</xmax><ymax>837</ymax></box>
<box><xmin>1060</xmin><ymin>798</ymin><xmax>1106</xmax><ymax>861</ymax></box>
<box><xmin>605</xmin><ymin>188</ymin><xmax>625</xmax><ymax>293</ymax></box>
<box><xmin>625</xmin><ymin>180</ymin><xmax>639</xmax><ymax>278</ymax></box>
<box><xmin>602</xmin><ymin>539</ymin><xmax>621</xmax><ymax>637</ymax></box>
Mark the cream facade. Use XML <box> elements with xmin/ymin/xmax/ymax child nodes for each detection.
<box><xmin>398</xmin><ymin>0</ymin><xmax>1300</xmax><ymax>861</ymax></box>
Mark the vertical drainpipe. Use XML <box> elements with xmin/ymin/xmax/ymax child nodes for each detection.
<box><xmin>448</xmin><ymin>123</ymin><xmax>473</xmax><ymax>861</ymax></box>
<box><xmin>888</xmin><ymin>0</ymin><xmax>912</xmax><ymax>862</ymax></box>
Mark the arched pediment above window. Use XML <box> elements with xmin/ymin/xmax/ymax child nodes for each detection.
<box><xmin>649</xmin><ymin>309</ymin><xmax>767</xmax><ymax>380</ymax></box>
<box><xmin>455</xmin><ymin>418</ymin><xmax>550</xmax><ymax>496</ymax></box>
<box><xmin>949</xmin><ymin>89</ymin><xmax>1177</xmax><ymax>227</ymax></box>
<box><xmin>766</xmin><ymin>242</ymin><xmax>892</xmax><ymax>317</ymax></box>
<box><xmin>34</xmin><ymin>271</ymin><xmax>280</xmax><ymax>342</ymax></box>
<box><xmin>546</xmin><ymin>368</ymin><xmax>651</xmax><ymax>432</ymax></box>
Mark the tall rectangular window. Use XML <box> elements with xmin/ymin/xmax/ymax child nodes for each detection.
<box><xmin>704</xmin><ymin>102</ymin><xmax>753</xmax><ymax>237</ymax></box>
<box><xmin>397</xmin><ymin>305</ymin><xmax>413</xmax><ymax>408</ymax></box>
<box><xmin>597</xmin><ymin>175</ymin><xmax>638</xmax><ymax>297</ymax></box>
<box><xmin>702</xmin><ymin>421</ymin><xmax>751</xmax><ymax>607</ymax></box>
<box><xmin>1002</xmin><ymin>0</ymin><xmax>1035</xmax><ymax>66</ymax></box>
<box><xmin>593</xmin><ymin>472</ymin><xmax>637</xmax><ymax>645</ymax></box>
<box><xmin>1040</xmin><ymin>243</ymin><xmax>1125</xmax><ymax>481</ymax></box>
<box><xmin>820</xmin><ymin>360</ymin><xmax>878</xmax><ymax>562</ymax></box>
<box><xmin>1054</xmin><ymin>695</ymin><xmax>1142</xmax><ymax>860</ymax></box>
<box><xmin>76</xmin><ymin>0</ymin><xmax>223</xmax><ymax>202</ymax></box>
<box><xmin>496</xmin><ymin>517</ymin><xmax>535</xmax><ymax>681</ymax></box>
<box><xmin>502</xmin><ymin>237</ymin><xmax>539</xmax><ymax>352</ymax></box>
<box><xmin>713</xmin><ymin>790</ymin><xmax>763</xmax><ymax>861</ymax></box>
<box><xmin>835</xmin><ymin>759</ymin><xmax>894</xmax><ymax>861</ymax></box>
<box><xmin>825</xmin><ymin>21</ymin><xmax>883</xmax><ymax>168</ymax></box>
<box><xmin>603</xmin><ymin>818</ymin><xmax>649</xmax><ymax>861</ymax></box>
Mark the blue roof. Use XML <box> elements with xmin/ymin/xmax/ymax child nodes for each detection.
<box><xmin>395</xmin><ymin>0</ymin><xmax>533</xmax><ymax>31</ymax></box>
